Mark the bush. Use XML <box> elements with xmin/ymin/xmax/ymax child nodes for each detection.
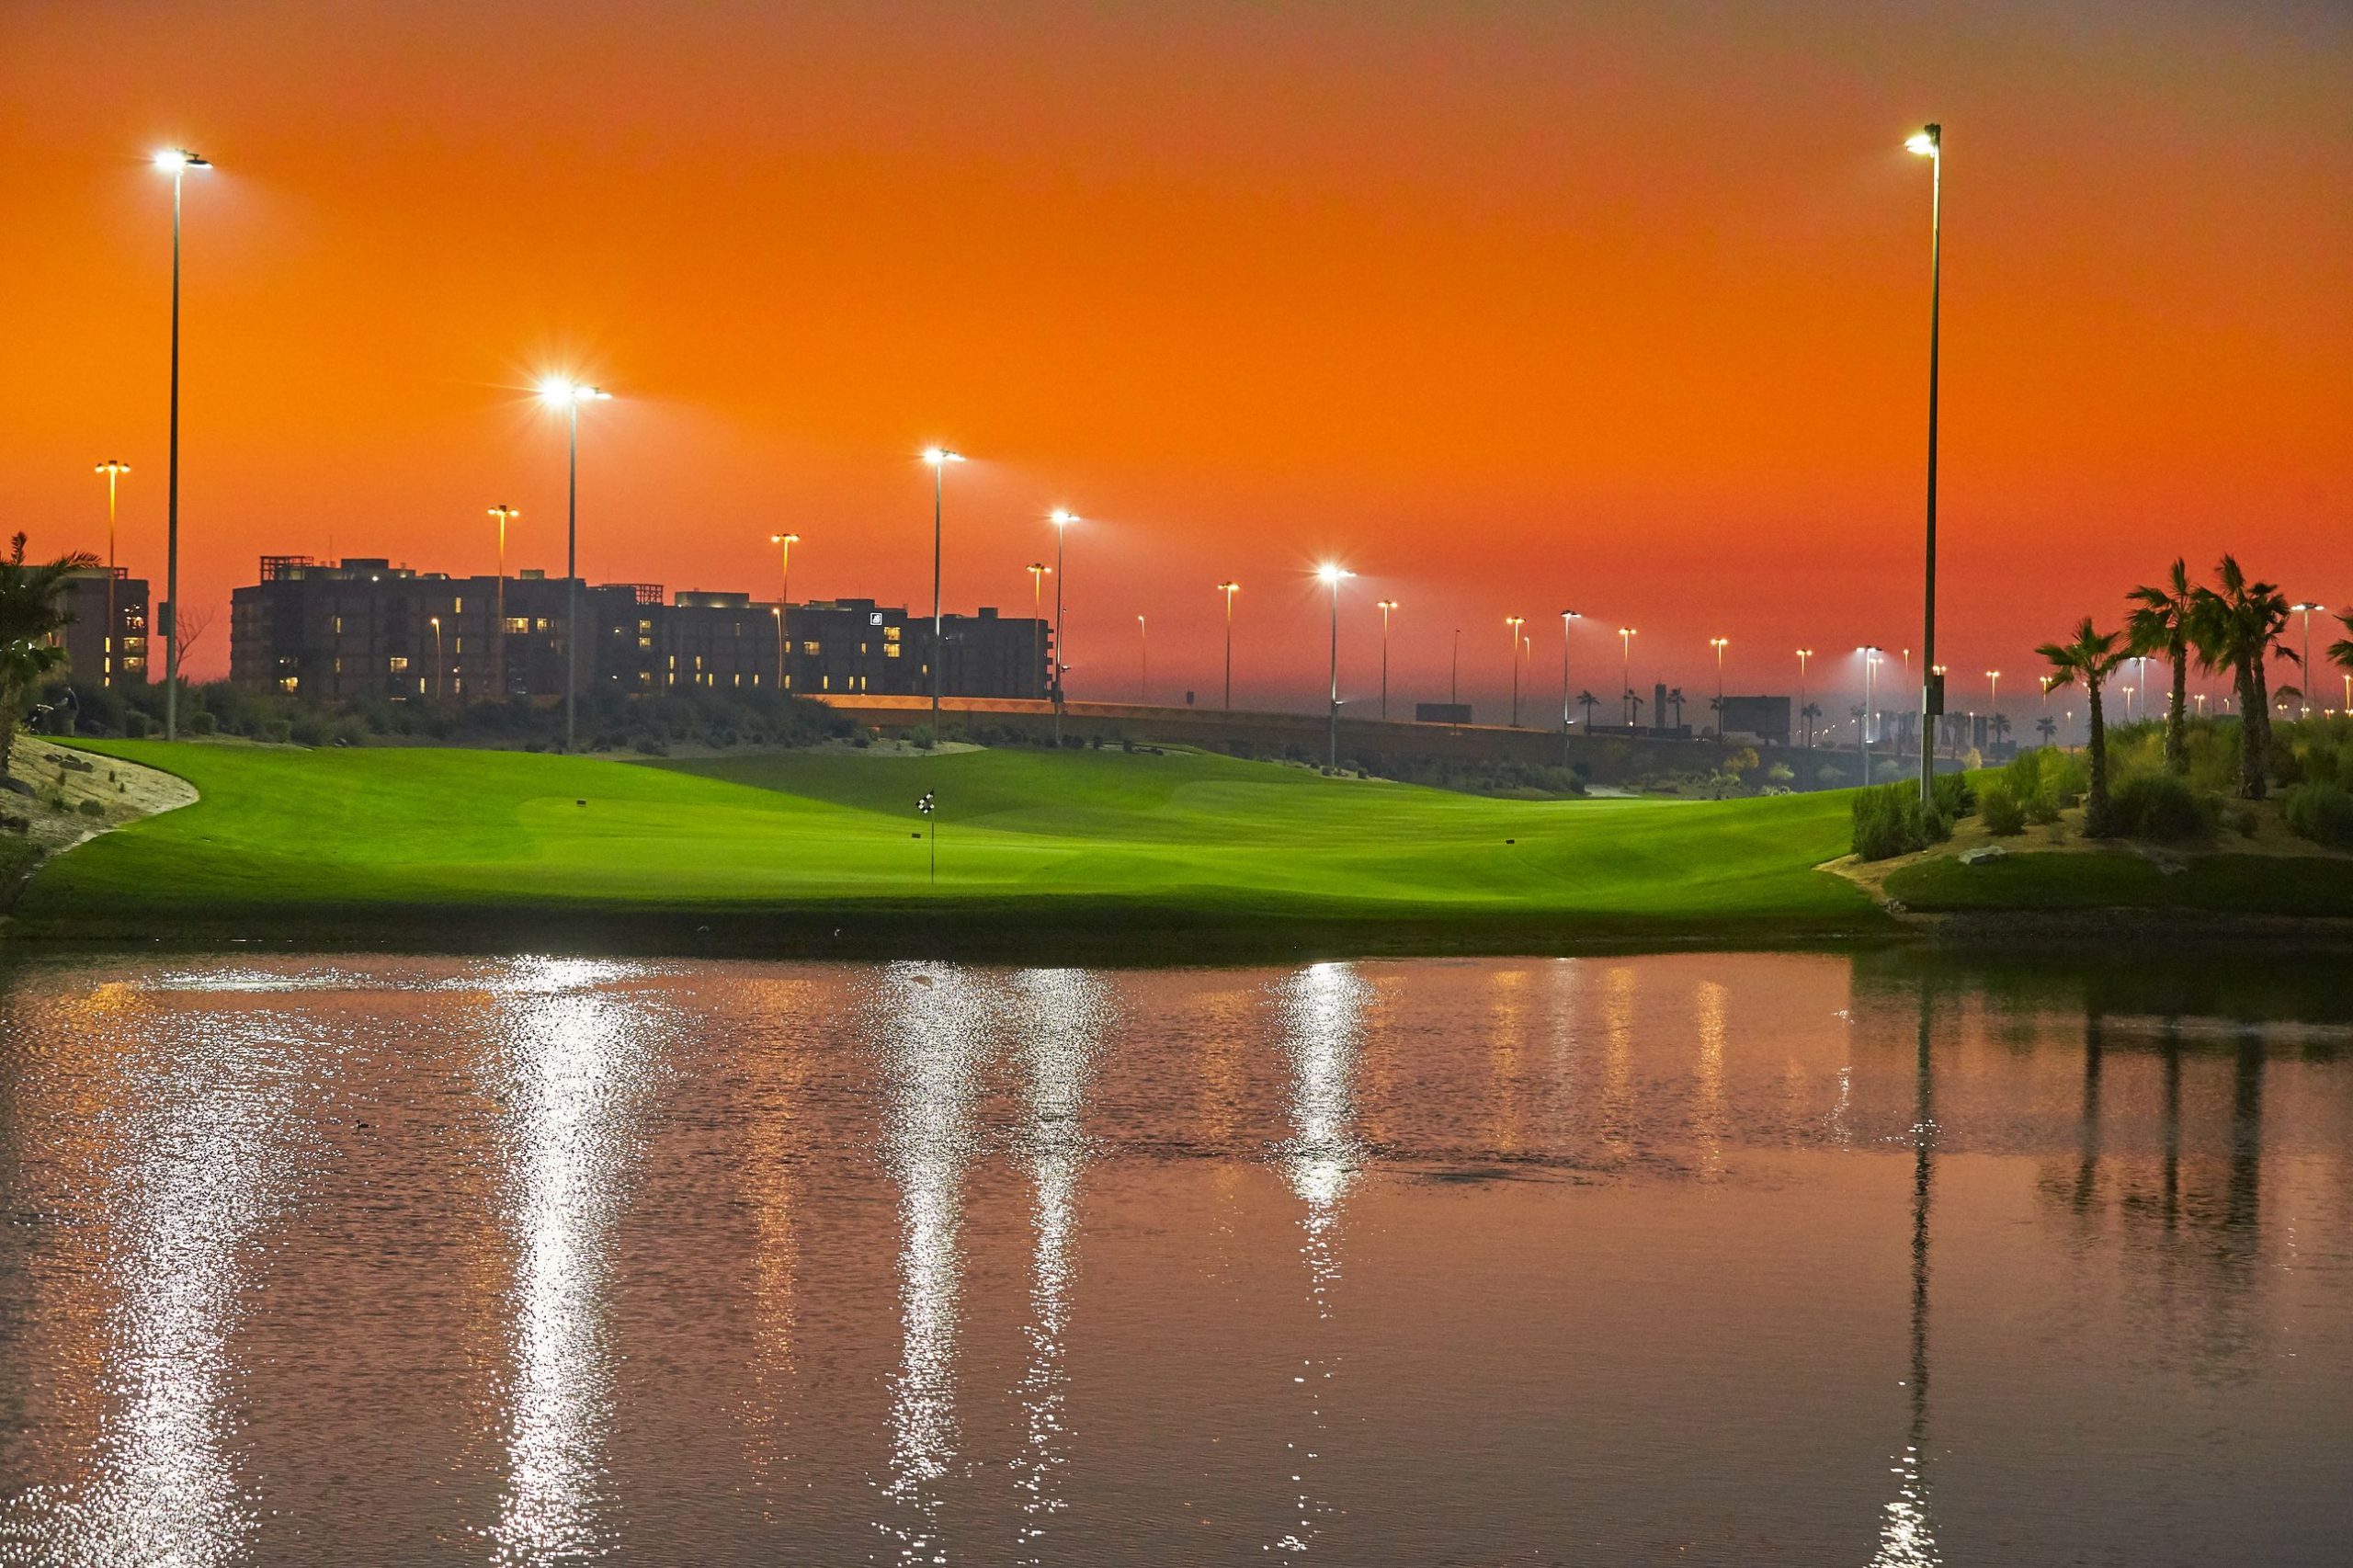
<box><xmin>2109</xmin><ymin>771</ymin><xmax>2217</xmax><ymax>842</ymax></box>
<box><xmin>188</xmin><ymin>710</ymin><xmax>219</xmax><ymax>736</ymax></box>
<box><xmin>75</xmin><ymin>798</ymin><xmax>105</xmax><ymax>818</ymax></box>
<box><xmin>2285</xmin><ymin>781</ymin><xmax>2353</xmax><ymax>850</ymax></box>
<box><xmin>1851</xmin><ymin>782</ymin><xmax>1951</xmax><ymax>861</ymax></box>
<box><xmin>258</xmin><ymin>718</ymin><xmax>294</xmax><ymax>744</ymax></box>
<box><xmin>124</xmin><ymin>711</ymin><xmax>153</xmax><ymax>739</ymax></box>
<box><xmin>633</xmin><ymin>736</ymin><xmax>669</xmax><ymax>756</ymax></box>
<box><xmin>2227</xmin><ymin>805</ymin><xmax>2258</xmax><ymax>838</ymax></box>
<box><xmin>1978</xmin><ymin>782</ymin><xmax>2026</xmax><ymax>835</ymax></box>
<box><xmin>1932</xmin><ymin>769</ymin><xmax>1975</xmax><ymax>820</ymax></box>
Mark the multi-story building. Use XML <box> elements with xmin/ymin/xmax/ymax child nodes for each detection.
<box><xmin>228</xmin><ymin>557</ymin><xmax>1051</xmax><ymax>704</ymax></box>
<box><xmin>56</xmin><ymin>568</ymin><xmax>151</xmax><ymax>688</ymax></box>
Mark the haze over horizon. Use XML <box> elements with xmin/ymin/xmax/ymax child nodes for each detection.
<box><xmin>3</xmin><ymin>0</ymin><xmax>2347</xmax><ymax>716</ymax></box>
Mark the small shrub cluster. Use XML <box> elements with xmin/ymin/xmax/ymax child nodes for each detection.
<box><xmin>1978</xmin><ymin>782</ymin><xmax>2026</xmax><ymax>835</ymax></box>
<box><xmin>1851</xmin><ymin>781</ymin><xmax>1951</xmax><ymax>861</ymax></box>
<box><xmin>1999</xmin><ymin>747</ymin><xmax>2085</xmax><ymax>824</ymax></box>
<box><xmin>2285</xmin><ymin>780</ymin><xmax>2353</xmax><ymax>850</ymax></box>
<box><xmin>2109</xmin><ymin>771</ymin><xmax>2218</xmax><ymax>842</ymax></box>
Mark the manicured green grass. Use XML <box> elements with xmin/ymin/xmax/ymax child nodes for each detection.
<box><xmin>11</xmin><ymin>742</ymin><xmax>1884</xmax><ymax>958</ymax></box>
<box><xmin>1885</xmin><ymin>848</ymin><xmax>2353</xmax><ymax>918</ymax></box>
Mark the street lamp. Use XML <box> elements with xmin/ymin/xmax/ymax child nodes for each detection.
<box><xmin>95</xmin><ymin>460</ymin><xmax>131</xmax><ymax>687</ymax></box>
<box><xmin>154</xmin><ymin>147</ymin><xmax>210</xmax><ymax>739</ymax></box>
<box><xmin>1318</xmin><ymin>564</ymin><xmax>1353</xmax><ymax>769</ymax></box>
<box><xmin>1136</xmin><ymin>614</ymin><xmax>1148</xmax><ymax>703</ymax></box>
<box><xmin>1859</xmin><ymin>645</ymin><xmax>1883</xmax><ymax>781</ymax></box>
<box><xmin>1618</xmin><ymin>627</ymin><xmax>1637</xmax><ymax>726</ymax></box>
<box><xmin>1026</xmin><ymin>561</ymin><xmax>1051</xmax><ymax>701</ymax></box>
<box><xmin>1506</xmin><ymin>617</ymin><xmax>1526</xmax><ymax>725</ymax></box>
<box><xmin>1218</xmin><ymin>581</ymin><xmax>1240</xmax><ymax>710</ymax></box>
<box><xmin>1905</xmin><ymin>122</ymin><xmax>1945</xmax><ymax>806</ymax></box>
<box><xmin>2290</xmin><ymin>603</ymin><xmax>2324</xmax><ymax>717</ymax></box>
<box><xmin>538</xmin><ymin>379</ymin><xmax>609</xmax><ymax>752</ymax></box>
<box><xmin>1375</xmin><ymin>600</ymin><xmax>1399</xmax><ymax>721</ymax></box>
<box><xmin>429</xmin><ymin>615</ymin><xmax>444</xmax><ymax>702</ymax></box>
<box><xmin>921</xmin><ymin>448</ymin><xmax>965</xmax><ymax>735</ymax></box>
<box><xmin>1050</xmin><ymin>509</ymin><xmax>1078</xmax><ymax>744</ymax></box>
<box><xmin>1796</xmin><ymin>648</ymin><xmax>1814</xmax><ymax>747</ymax></box>
<box><xmin>1559</xmin><ymin>610</ymin><xmax>1582</xmax><ymax>764</ymax></box>
<box><xmin>1984</xmin><ymin>669</ymin><xmax>2000</xmax><ymax>711</ymax></box>
<box><xmin>487</xmin><ymin>505</ymin><xmax>520</xmax><ymax>701</ymax></box>
<box><xmin>771</xmin><ymin>531</ymin><xmax>801</xmax><ymax>693</ymax></box>
<box><xmin>1710</xmin><ymin>636</ymin><xmax>1729</xmax><ymax>732</ymax></box>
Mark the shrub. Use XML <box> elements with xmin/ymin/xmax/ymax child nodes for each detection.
<box><xmin>2227</xmin><ymin>805</ymin><xmax>2258</xmax><ymax>838</ymax></box>
<box><xmin>633</xmin><ymin>736</ymin><xmax>669</xmax><ymax>756</ymax></box>
<box><xmin>1978</xmin><ymin>782</ymin><xmax>2026</xmax><ymax>835</ymax></box>
<box><xmin>188</xmin><ymin>710</ymin><xmax>219</xmax><ymax>736</ymax></box>
<box><xmin>124</xmin><ymin>711</ymin><xmax>153</xmax><ymax>739</ymax></box>
<box><xmin>258</xmin><ymin>718</ymin><xmax>294</xmax><ymax>744</ymax></box>
<box><xmin>1931</xmin><ymin>769</ymin><xmax>1975</xmax><ymax>820</ymax></box>
<box><xmin>1851</xmin><ymin>782</ymin><xmax>1951</xmax><ymax>861</ymax></box>
<box><xmin>75</xmin><ymin>798</ymin><xmax>104</xmax><ymax>818</ymax></box>
<box><xmin>2109</xmin><ymin>771</ymin><xmax>2217</xmax><ymax>842</ymax></box>
<box><xmin>2285</xmin><ymin>781</ymin><xmax>2353</xmax><ymax>850</ymax></box>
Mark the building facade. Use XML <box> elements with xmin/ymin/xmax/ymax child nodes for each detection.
<box><xmin>229</xmin><ymin>557</ymin><xmax>1051</xmax><ymax>704</ymax></box>
<box><xmin>56</xmin><ymin>568</ymin><xmax>152</xmax><ymax>688</ymax></box>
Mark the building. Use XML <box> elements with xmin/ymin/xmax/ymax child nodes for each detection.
<box><xmin>228</xmin><ymin>557</ymin><xmax>1051</xmax><ymax>704</ymax></box>
<box><xmin>1716</xmin><ymin>695</ymin><xmax>1791</xmax><ymax>747</ymax></box>
<box><xmin>55</xmin><ymin>568</ymin><xmax>151</xmax><ymax>688</ymax></box>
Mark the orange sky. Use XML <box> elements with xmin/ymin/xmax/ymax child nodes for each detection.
<box><xmin>3</xmin><ymin>1</ymin><xmax>2347</xmax><ymax>714</ymax></box>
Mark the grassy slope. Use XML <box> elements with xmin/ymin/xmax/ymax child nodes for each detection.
<box><xmin>10</xmin><ymin>742</ymin><xmax>1881</xmax><ymax>957</ymax></box>
<box><xmin>1885</xmin><ymin>847</ymin><xmax>2353</xmax><ymax>918</ymax></box>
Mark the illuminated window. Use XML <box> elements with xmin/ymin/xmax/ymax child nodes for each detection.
<box><xmin>505</xmin><ymin>616</ymin><xmax>529</xmax><ymax>633</ymax></box>
<box><xmin>278</xmin><ymin>676</ymin><xmax>299</xmax><ymax>692</ymax></box>
<box><xmin>453</xmin><ymin>597</ymin><xmax>464</xmax><ymax>614</ymax></box>
<box><xmin>333</xmin><ymin>616</ymin><xmax>343</xmax><ymax>634</ymax></box>
<box><xmin>801</xmin><ymin>641</ymin><xmax>820</xmax><ymax>654</ymax></box>
<box><xmin>884</xmin><ymin>643</ymin><xmax>901</xmax><ymax>658</ymax></box>
<box><xmin>882</xmin><ymin>625</ymin><xmax>901</xmax><ymax>642</ymax></box>
<box><xmin>637</xmin><ymin>636</ymin><xmax>653</xmax><ymax>650</ymax></box>
<box><xmin>452</xmin><ymin>637</ymin><xmax>463</xmax><ymax>653</ymax></box>
<box><xmin>388</xmin><ymin>655</ymin><xmax>410</xmax><ymax>672</ymax></box>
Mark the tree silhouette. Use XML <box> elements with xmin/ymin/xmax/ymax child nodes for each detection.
<box><xmin>2189</xmin><ymin>555</ymin><xmax>2295</xmax><ymax>800</ymax></box>
<box><xmin>2036</xmin><ymin>715</ymin><xmax>2057</xmax><ymax>744</ymax></box>
<box><xmin>1665</xmin><ymin>687</ymin><xmax>1685</xmax><ymax>727</ymax></box>
<box><xmin>1576</xmin><ymin>688</ymin><xmax>1598</xmax><ymax>728</ymax></box>
<box><xmin>2038</xmin><ymin>618</ymin><xmax>2128</xmax><ymax>835</ymax></box>
<box><xmin>1989</xmin><ymin>712</ymin><xmax>2011</xmax><ymax>744</ymax></box>
<box><xmin>1800</xmin><ymin>699</ymin><xmax>1822</xmax><ymax>747</ymax></box>
<box><xmin>2127</xmin><ymin>558</ymin><xmax>2197</xmax><ymax>774</ymax></box>
<box><xmin>0</xmin><ymin>532</ymin><xmax>99</xmax><ymax>776</ymax></box>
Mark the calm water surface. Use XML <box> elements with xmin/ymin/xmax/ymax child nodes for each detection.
<box><xmin>0</xmin><ymin>952</ymin><xmax>2347</xmax><ymax>1566</ymax></box>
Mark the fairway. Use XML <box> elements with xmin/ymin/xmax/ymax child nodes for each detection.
<box><xmin>12</xmin><ymin>742</ymin><xmax>1886</xmax><ymax>957</ymax></box>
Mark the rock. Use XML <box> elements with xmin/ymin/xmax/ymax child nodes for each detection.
<box><xmin>0</xmin><ymin>776</ymin><xmax>34</xmax><ymax>798</ymax></box>
<box><xmin>1958</xmin><ymin>845</ymin><xmax>2006</xmax><ymax>866</ymax></box>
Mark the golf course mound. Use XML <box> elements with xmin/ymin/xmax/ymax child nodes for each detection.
<box><xmin>6</xmin><ymin>741</ymin><xmax>1884</xmax><ymax>959</ymax></box>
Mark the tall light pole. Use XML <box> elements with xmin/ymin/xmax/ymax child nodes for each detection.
<box><xmin>771</xmin><ymin>531</ymin><xmax>801</xmax><ymax>694</ymax></box>
<box><xmin>1859</xmin><ymin>645</ymin><xmax>1883</xmax><ymax>781</ymax></box>
<box><xmin>1710</xmin><ymin>636</ymin><xmax>1729</xmax><ymax>732</ymax></box>
<box><xmin>429</xmin><ymin>616</ymin><xmax>444</xmax><ymax>702</ymax></box>
<box><xmin>1218</xmin><ymin>582</ymin><xmax>1240</xmax><ymax>710</ymax></box>
<box><xmin>1376</xmin><ymin>600</ymin><xmax>1398</xmax><ymax>721</ymax></box>
<box><xmin>1136</xmin><ymin>614</ymin><xmax>1148</xmax><ymax>703</ymax></box>
<box><xmin>1617</xmin><ymin>627</ymin><xmax>1637</xmax><ymax>726</ymax></box>
<box><xmin>1984</xmin><ymin>669</ymin><xmax>2000</xmax><ymax>713</ymax></box>
<box><xmin>1449</xmin><ymin>629</ymin><xmax>1461</xmax><ymax>716</ymax></box>
<box><xmin>488</xmin><ymin>505</ymin><xmax>519</xmax><ymax>701</ymax></box>
<box><xmin>2290</xmin><ymin>603</ymin><xmax>2324</xmax><ymax>716</ymax></box>
<box><xmin>1906</xmin><ymin>123</ymin><xmax>1944</xmax><ymax>806</ymax></box>
<box><xmin>539</xmin><ymin>379</ymin><xmax>608</xmax><ymax>752</ymax></box>
<box><xmin>1559</xmin><ymin>610</ymin><xmax>1582</xmax><ymax>765</ymax></box>
<box><xmin>1027</xmin><ymin>561</ymin><xmax>1050</xmax><ymax>699</ymax></box>
<box><xmin>96</xmin><ymin>460</ymin><xmax>131</xmax><ymax>687</ymax></box>
<box><xmin>154</xmin><ymin>149</ymin><xmax>210</xmax><ymax>739</ymax></box>
<box><xmin>1796</xmin><ymin>648</ymin><xmax>1814</xmax><ymax>747</ymax></box>
<box><xmin>1050</xmin><ymin>510</ymin><xmax>1077</xmax><ymax>744</ymax></box>
<box><xmin>1318</xmin><ymin>564</ymin><xmax>1353</xmax><ymax>769</ymax></box>
<box><xmin>921</xmin><ymin>449</ymin><xmax>965</xmax><ymax>736</ymax></box>
<box><xmin>1506</xmin><ymin>616</ymin><xmax>1526</xmax><ymax>726</ymax></box>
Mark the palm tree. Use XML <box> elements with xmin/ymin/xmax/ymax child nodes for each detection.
<box><xmin>1801</xmin><ymin>699</ymin><xmax>1822</xmax><ymax>747</ymax></box>
<box><xmin>2035</xmin><ymin>715</ymin><xmax>2057</xmax><ymax>745</ymax></box>
<box><xmin>2037</xmin><ymin>618</ymin><xmax>2128</xmax><ymax>836</ymax></box>
<box><xmin>0</xmin><ymin>533</ymin><xmax>99</xmax><ymax>778</ymax></box>
<box><xmin>2126</xmin><ymin>558</ymin><xmax>2196</xmax><ymax>774</ymax></box>
<box><xmin>1627</xmin><ymin>692</ymin><xmax>1646</xmax><ymax>728</ymax></box>
<box><xmin>1665</xmin><ymin>687</ymin><xmax>1685</xmax><ymax>728</ymax></box>
<box><xmin>1989</xmin><ymin>712</ymin><xmax>2011</xmax><ymax>745</ymax></box>
<box><xmin>1576</xmin><ymin>688</ymin><xmax>1599</xmax><ymax>729</ymax></box>
<box><xmin>2190</xmin><ymin>555</ymin><xmax>2295</xmax><ymax>800</ymax></box>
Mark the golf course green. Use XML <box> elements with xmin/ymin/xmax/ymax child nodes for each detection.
<box><xmin>6</xmin><ymin>741</ymin><xmax>1887</xmax><ymax>958</ymax></box>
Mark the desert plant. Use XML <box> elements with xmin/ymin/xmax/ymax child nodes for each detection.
<box><xmin>1851</xmin><ymin>781</ymin><xmax>1951</xmax><ymax>861</ymax></box>
<box><xmin>2127</xmin><ymin>559</ymin><xmax>2196</xmax><ymax>774</ymax></box>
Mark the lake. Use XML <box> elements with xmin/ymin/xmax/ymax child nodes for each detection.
<box><xmin>1</xmin><ymin>951</ymin><xmax>2347</xmax><ymax>1565</ymax></box>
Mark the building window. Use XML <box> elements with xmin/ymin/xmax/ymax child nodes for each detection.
<box><xmin>278</xmin><ymin>676</ymin><xmax>299</xmax><ymax>692</ymax></box>
<box><xmin>882</xmin><ymin>625</ymin><xmax>901</xmax><ymax>642</ymax></box>
<box><xmin>388</xmin><ymin>655</ymin><xmax>410</xmax><ymax>672</ymax></box>
<box><xmin>884</xmin><ymin>643</ymin><xmax>901</xmax><ymax>658</ymax></box>
<box><xmin>505</xmin><ymin>616</ymin><xmax>529</xmax><ymax>633</ymax></box>
<box><xmin>453</xmin><ymin>597</ymin><xmax>464</xmax><ymax>614</ymax></box>
<box><xmin>801</xmin><ymin>641</ymin><xmax>820</xmax><ymax>654</ymax></box>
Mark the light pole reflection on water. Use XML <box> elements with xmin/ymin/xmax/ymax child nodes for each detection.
<box><xmin>1271</xmin><ymin>961</ymin><xmax>1370</xmax><ymax>1556</ymax></box>
<box><xmin>1870</xmin><ymin>983</ymin><xmax>1941</xmax><ymax>1568</ymax></box>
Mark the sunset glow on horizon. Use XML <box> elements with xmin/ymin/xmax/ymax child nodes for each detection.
<box><xmin>2</xmin><ymin>1</ymin><xmax>2346</xmax><ymax>712</ymax></box>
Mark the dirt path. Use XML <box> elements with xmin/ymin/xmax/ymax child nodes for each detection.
<box><xmin>1</xmin><ymin>738</ymin><xmax>197</xmax><ymax>883</ymax></box>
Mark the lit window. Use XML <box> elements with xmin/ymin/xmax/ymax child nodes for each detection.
<box><xmin>882</xmin><ymin>625</ymin><xmax>901</xmax><ymax>642</ymax></box>
<box><xmin>801</xmin><ymin>641</ymin><xmax>820</xmax><ymax>654</ymax></box>
<box><xmin>453</xmin><ymin>597</ymin><xmax>464</xmax><ymax>614</ymax></box>
<box><xmin>278</xmin><ymin>676</ymin><xmax>299</xmax><ymax>692</ymax></box>
<box><xmin>884</xmin><ymin>643</ymin><xmax>901</xmax><ymax>658</ymax></box>
<box><xmin>505</xmin><ymin>616</ymin><xmax>529</xmax><ymax>633</ymax></box>
<box><xmin>388</xmin><ymin>655</ymin><xmax>410</xmax><ymax>672</ymax></box>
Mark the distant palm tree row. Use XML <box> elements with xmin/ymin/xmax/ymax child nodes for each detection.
<box><xmin>2040</xmin><ymin>554</ymin><xmax>2346</xmax><ymax>835</ymax></box>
